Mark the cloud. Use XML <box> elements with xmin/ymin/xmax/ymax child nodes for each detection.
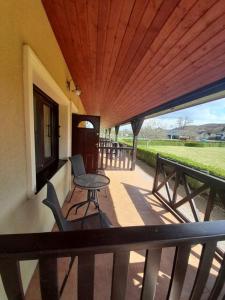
<box><xmin>154</xmin><ymin>98</ymin><xmax>225</xmax><ymax>128</ymax></box>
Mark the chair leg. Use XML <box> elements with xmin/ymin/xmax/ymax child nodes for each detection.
<box><xmin>92</xmin><ymin>190</ymin><xmax>100</xmax><ymax>212</ymax></box>
<box><xmin>59</xmin><ymin>256</ymin><xmax>76</xmax><ymax>297</ymax></box>
<box><xmin>84</xmin><ymin>200</ymin><xmax>91</xmax><ymax>217</ymax></box>
<box><xmin>67</xmin><ymin>185</ymin><xmax>76</xmax><ymax>203</ymax></box>
<box><xmin>75</xmin><ymin>201</ymin><xmax>89</xmax><ymax>214</ymax></box>
<box><xmin>66</xmin><ymin>200</ymin><xmax>89</xmax><ymax>218</ymax></box>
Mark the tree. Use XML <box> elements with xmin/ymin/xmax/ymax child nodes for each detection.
<box><xmin>176</xmin><ymin>116</ymin><xmax>192</xmax><ymax>129</ymax></box>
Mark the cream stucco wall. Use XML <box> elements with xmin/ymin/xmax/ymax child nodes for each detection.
<box><xmin>0</xmin><ymin>1</ymin><xmax>86</xmax><ymax>297</ymax></box>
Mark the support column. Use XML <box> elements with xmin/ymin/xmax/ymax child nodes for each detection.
<box><xmin>115</xmin><ymin>125</ymin><xmax>120</xmax><ymax>142</ymax></box>
<box><xmin>108</xmin><ymin>128</ymin><xmax>111</xmax><ymax>139</ymax></box>
<box><xmin>105</xmin><ymin>129</ymin><xmax>107</xmax><ymax>139</ymax></box>
<box><xmin>131</xmin><ymin>118</ymin><xmax>144</xmax><ymax>170</ymax></box>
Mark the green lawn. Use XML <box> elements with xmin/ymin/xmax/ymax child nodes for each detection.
<box><xmin>140</xmin><ymin>145</ymin><xmax>225</xmax><ymax>179</ymax></box>
<box><xmin>150</xmin><ymin>146</ymin><xmax>225</xmax><ymax>170</ymax></box>
<box><xmin>119</xmin><ymin>138</ymin><xmax>225</xmax><ymax>178</ymax></box>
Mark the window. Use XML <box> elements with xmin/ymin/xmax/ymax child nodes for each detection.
<box><xmin>77</xmin><ymin>121</ymin><xmax>94</xmax><ymax>128</ymax></box>
<box><xmin>33</xmin><ymin>85</ymin><xmax>59</xmax><ymax>191</ymax></box>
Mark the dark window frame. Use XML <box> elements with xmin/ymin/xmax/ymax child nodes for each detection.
<box><xmin>33</xmin><ymin>85</ymin><xmax>60</xmax><ymax>192</ymax></box>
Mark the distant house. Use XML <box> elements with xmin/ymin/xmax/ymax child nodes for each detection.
<box><xmin>215</xmin><ymin>132</ymin><xmax>225</xmax><ymax>140</ymax></box>
<box><xmin>198</xmin><ymin>130</ymin><xmax>210</xmax><ymax>140</ymax></box>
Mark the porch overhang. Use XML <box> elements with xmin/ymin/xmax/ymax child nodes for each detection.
<box><xmin>42</xmin><ymin>0</ymin><xmax>225</xmax><ymax>127</ymax></box>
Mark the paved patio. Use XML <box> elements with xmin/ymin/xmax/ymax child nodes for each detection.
<box><xmin>26</xmin><ymin>160</ymin><xmax>223</xmax><ymax>300</ymax></box>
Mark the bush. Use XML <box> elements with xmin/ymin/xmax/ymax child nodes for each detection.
<box><xmin>119</xmin><ymin>138</ymin><xmax>225</xmax><ymax>148</ymax></box>
<box><xmin>136</xmin><ymin>148</ymin><xmax>158</xmax><ymax>168</ymax></box>
<box><xmin>185</xmin><ymin>142</ymin><xmax>205</xmax><ymax>147</ymax></box>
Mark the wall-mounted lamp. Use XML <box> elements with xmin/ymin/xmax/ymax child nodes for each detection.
<box><xmin>72</xmin><ymin>87</ymin><xmax>81</xmax><ymax>96</ymax></box>
<box><xmin>66</xmin><ymin>79</ymin><xmax>81</xmax><ymax>96</ymax></box>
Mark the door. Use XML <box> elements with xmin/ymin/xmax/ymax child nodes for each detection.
<box><xmin>72</xmin><ymin>114</ymin><xmax>100</xmax><ymax>173</ymax></box>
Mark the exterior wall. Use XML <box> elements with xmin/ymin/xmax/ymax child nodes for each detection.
<box><xmin>0</xmin><ymin>1</ymin><xmax>85</xmax><ymax>297</ymax></box>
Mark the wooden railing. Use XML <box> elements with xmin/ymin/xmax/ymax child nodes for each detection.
<box><xmin>99</xmin><ymin>138</ymin><xmax>113</xmax><ymax>147</ymax></box>
<box><xmin>98</xmin><ymin>145</ymin><xmax>134</xmax><ymax>170</ymax></box>
<box><xmin>1</xmin><ymin>221</ymin><xmax>225</xmax><ymax>299</ymax></box>
<box><xmin>152</xmin><ymin>155</ymin><xmax>225</xmax><ymax>254</ymax></box>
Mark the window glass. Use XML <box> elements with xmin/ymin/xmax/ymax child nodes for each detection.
<box><xmin>43</xmin><ymin>104</ymin><xmax>52</xmax><ymax>158</ymax></box>
<box><xmin>77</xmin><ymin>121</ymin><xmax>94</xmax><ymax>128</ymax></box>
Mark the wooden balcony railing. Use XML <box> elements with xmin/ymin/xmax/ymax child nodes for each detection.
<box><xmin>1</xmin><ymin>221</ymin><xmax>225</xmax><ymax>299</ymax></box>
<box><xmin>98</xmin><ymin>145</ymin><xmax>134</xmax><ymax>170</ymax></box>
<box><xmin>152</xmin><ymin>154</ymin><xmax>225</xmax><ymax>255</ymax></box>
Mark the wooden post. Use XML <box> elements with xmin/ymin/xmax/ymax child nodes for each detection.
<box><xmin>108</xmin><ymin>128</ymin><xmax>111</xmax><ymax>140</ymax></box>
<box><xmin>105</xmin><ymin>129</ymin><xmax>107</xmax><ymax>139</ymax></box>
<box><xmin>131</xmin><ymin>118</ymin><xmax>144</xmax><ymax>170</ymax></box>
<box><xmin>115</xmin><ymin>125</ymin><xmax>120</xmax><ymax>142</ymax></box>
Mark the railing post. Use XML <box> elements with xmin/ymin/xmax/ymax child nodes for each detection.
<box><xmin>115</xmin><ymin>125</ymin><xmax>120</xmax><ymax>142</ymax></box>
<box><xmin>131</xmin><ymin>118</ymin><xmax>144</xmax><ymax>170</ymax></box>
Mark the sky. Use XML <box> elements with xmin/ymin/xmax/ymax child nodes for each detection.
<box><xmin>143</xmin><ymin>97</ymin><xmax>225</xmax><ymax>129</ymax></box>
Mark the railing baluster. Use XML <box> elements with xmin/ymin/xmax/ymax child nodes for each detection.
<box><xmin>161</xmin><ymin>162</ymin><xmax>173</xmax><ymax>203</ymax></box>
<box><xmin>182</xmin><ymin>175</ymin><xmax>200</xmax><ymax>222</ymax></box>
<box><xmin>152</xmin><ymin>154</ymin><xmax>160</xmax><ymax>193</ymax></box>
<box><xmin>123</xmin><ymin>149</ymin><xmax>126</xmax><ymax>169</ymax></box>
<box><xmin>167</xmin><ymin>245</ymin><xmax>191</xmax><ymax>300</ymax></box>
<box><xmin>171</xmin><ymin>171</ymin><xmax>180</xmax><ymax>205</ymax></box>
<box><xmin>78</xmin><ymin>254</ymin><xmax>95</xmax><ymax>300</ymax></box>
<box><xmin>39</xmin><ymin>257</ymin><xmax>59</xmax><ymax>300</ymax></box>
<box><xmin>190</xmin><ymin>241</ymin><xmax>217</xmax><ymax>300</ymax></box>
<box><xmin>110</xmin><ymin>148</ymin><xmax>113</xmax><ymax>168</ymax></box>
<box><xmin>100</xmin><ymin>147</ymin><xmax>104</xmax><ymax>169</ymax></box>
<box><xmin>105</xmin><ymin>148</ymin><xmax>109</xmax><ymax>168</ymax></box>
<box><xmin>209</xmin><ymin>254</ymin><xmax>225</xmax><ymax>299</ymax></box>
<box><xmin>126</xmin><ymin>149</ymin><xmax>130</xmax><ymax>170</ymax></box>
<box><xmin>111</xmin><ymin>251</ymin><xmax>130</xmax><ymax>300</ymax></box>
<box><xmin>141</xmin><ymin>248</ymin><xmax>162</xmax><ymax>300</ymax></box>
<box><xmin>119</xmin><ymin>148</ymin><xmax>122</xmax><ymax>169</ymax></box>
<box><xmin>0</xmin><ymin>258</ymin><xmax>25</xmax><ymax>300</ymax></box>
<box><xmin>204</xmin><ymin>188</ymin><xmax>216</xmax><ymax>221</ymax></box>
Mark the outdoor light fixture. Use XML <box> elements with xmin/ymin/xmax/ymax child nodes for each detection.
<box><xmin>66</xmin><ymin>79</ymin><xmax>81</xmax><ymax>96</ymax></box>
<box><xmin>73</xmin><ymin>86</ymin><xmax>81</xmax><ymax>96</ymax></box>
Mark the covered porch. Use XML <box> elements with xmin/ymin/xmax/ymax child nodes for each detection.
<box><xmin>1</xmin><ymin>0</ymin><xmax>225</xmax><ymax>299</ymax></box>
<box><xmin>23</xmin><ymin>159</ymin><xmax>225</xmax><ymax>299</ymax></box>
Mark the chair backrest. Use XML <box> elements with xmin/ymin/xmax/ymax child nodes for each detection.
<box><xmin>69</xmin><ymin>154</ymin><xmax>86</xmax><ymax>177</ymax></box>
<box><xmin>42</xmin><ymin>182</ymin><xmax>67</xmax><ymax>231</ymax></box>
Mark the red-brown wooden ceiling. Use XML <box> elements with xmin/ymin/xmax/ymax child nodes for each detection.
<box><xmin>42</xmin><ymin>0</ymin><xmax>225</xmax><ymax>127</ymax></box>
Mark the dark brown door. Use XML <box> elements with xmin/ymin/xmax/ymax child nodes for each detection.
<box><xmin>72</xmin><ymin>114</ymin><xmax>100</xmax><ymax>173</ymax></box>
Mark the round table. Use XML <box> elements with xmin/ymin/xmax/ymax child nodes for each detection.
<box><xmin>74</xmin><ymin>173</ymin><xmax>110</xmax><ymax>190</ymax></box>
<box><xmin>73</xmin><ymin>173</ymin><xmax>110</xmax><ymax>215</ymax></box>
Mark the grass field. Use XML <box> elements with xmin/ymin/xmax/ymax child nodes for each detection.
<box><xmin>119</xmin><ymin>138</ymin><xmax>225</xmax><ymax>178</ymax></box>
<box><xmin>148</xmin><ymin>145</ymin><xmax>225</xmax><ymax>177</ymax></box>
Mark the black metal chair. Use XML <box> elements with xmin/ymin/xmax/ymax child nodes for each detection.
<box><xmin>68</xmin><ymin>154</ymin><xmax>109</xmax><ymax>215</ymax></box>
<box><xmin>68</xmin><ymin>154</ymin><xmax>93</xmax><ymax>214</ymax></box>
<box><xmin>42</xmin><ymin>181</ymin><xmax>112</xmax><ymax>295</ymax></box>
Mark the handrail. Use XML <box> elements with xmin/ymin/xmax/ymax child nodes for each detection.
<box><xmin>98</xmin><ymin>146</ymin><xmax>133</xmax><ymax>150</ymax></box>
<box><xmin>1</xmin><ymin>221</ymin><xmax>225</xmax><ymax>259</ymax></box>
<box><xmin>1</xmin><ymin>221</ymin><xmax>225</xmax><ymax>299</ymax></box>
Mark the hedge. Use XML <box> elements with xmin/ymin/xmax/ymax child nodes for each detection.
<box><xmin>119</xmin><ymin>138</ymin><xmax>225</xmax><ymax>148</ymax></box>
<box><xmin>136</xmin><ymin>146</ymin><xmax>225</xmax><ymax>179</ymax></box>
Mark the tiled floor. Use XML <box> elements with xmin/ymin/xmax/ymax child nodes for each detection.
<box><xmin>26</xmin><ymin>160</ymin><xmax>224</xmax><ymax>299</ymax></box>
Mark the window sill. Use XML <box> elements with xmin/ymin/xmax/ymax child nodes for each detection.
<box><xmin>36</xmin><ymin>159</ymin><xmax>67</xmax><ymax>193</ymax></box>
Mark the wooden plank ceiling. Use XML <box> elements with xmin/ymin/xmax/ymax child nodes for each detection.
<box><xmin>42</xmin><ymin>0</ymin><xmax>225</xmax><ymax>127</ymax></box>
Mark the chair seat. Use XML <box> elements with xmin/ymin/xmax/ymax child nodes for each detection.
<box><xmin>63</xmin><ymin>211</ymin><xmax>112</xmax><ymax>231</ymax></box>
